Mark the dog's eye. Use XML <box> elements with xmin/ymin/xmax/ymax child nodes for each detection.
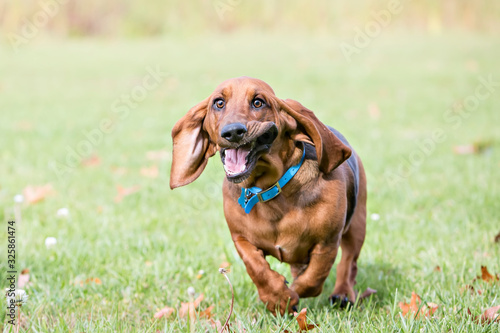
<box><xmin>252</xmin><ymin>98</ymin><xmax>264</xmax><ymax>109</ymax></box>
<box><xmin>214</xmin><ymin>99</ymin><xmax>225</xmax><ymax>110</ymax></box>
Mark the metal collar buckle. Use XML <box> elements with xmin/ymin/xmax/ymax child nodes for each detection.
<box><xmin>257</xmin><ymin>182</ymin><xmax>281</xmax><ymax>202</ymax></box>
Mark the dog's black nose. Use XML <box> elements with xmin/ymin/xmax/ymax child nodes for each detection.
<box><xmin>221</xmin><ymin>123</ymin><xmax>247</xmax><ymax>142</ymax></box>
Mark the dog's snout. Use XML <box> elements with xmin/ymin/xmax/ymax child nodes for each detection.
<box><xmin>221</xmin><ymin>123</ymin><xmax>247</xmax><ymax>142</ymax></box>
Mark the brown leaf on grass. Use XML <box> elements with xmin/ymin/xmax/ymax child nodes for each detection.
<box><xmin>114</xmin><ymin>185</ymin><xmax>140</xmax><ymax>203</ymax></box>
<box><xmin>468</xmin><ymin>305</ymin><xmax>500</xmax><ymax>324</ymax></box>
<box><xmin>72</xmin><ymin>277</ymin><xmax>102</xmax><ymax>286</ymax></box>
<box><xmin>453</xmin><ymin>144</ymin><xmax>477</xmax><ymax>155</ymax></box>
<box><xmin>399</xmin><ymin>292</ymin><xmax>438</xmax><ymax>318</ymax></box>
<box><xmin>479</xmin><ymin>266</ymin><xmax>499</xmax><ymax>282</ymax></box>
<box><xmin>140</xmin><ymin>165</ymin><xmax>159</xmax><ymax>178</ymax></box>
<box><xmin>453</xmin><ymin>141</ymin><xmax>493</xmax><ymax>155</ymax></box>
<box><xmin>179</xmin><ymin>293</ymin><xmax>205</xmax><ymax>320</ymax></box>
<box><xmin>146</xmin><ymin>150</ymin><xmax>171</xmax><ymax>161</ymax></box>
<box><xmin>154</xmin><ymin>306</ymin><xmax>175</xmax><ymax>319</ymax></box>
<box><xmin>154</xmin><ymin>293</ymin><xmax>215</xmax><ymax>323</ymax></box>
<box><xmin>23</xmin><ymin>184</ymin><xmax>54</xmax><ymax>204</ymax></box>
<box><xmin>199</xmin><ymin>305</ymin><xmax>214</xmax><ymax>319</ymax></box>
<box><xmin>82</xmin><ymin>155</ymin><xmax>101</xmax><ymax>167</ymax></box>
<box><xmin>359</xmin><ymin>287</ymin><xmax>377</xmax><ymax>300</ymax></box>
<box><xmin>495</xmin><ymin>232</ymin><xmax>500</xmax><ymax>243</ymax></box>
<box><xmin>434</xmin><ymin>265</ymin><xmax>441</xmax><ymax>272</ymax></box>
<box><xmin>86</xmin><ymin>277</ymin><xmax>102</xmax><ymax>284</ymax></box>
<box><xmin>481</xmin><ymin>305</ymin><xmax>500</xmax><ymax>323</ymax></box>
<box><xmin>18</xmin><ymin>269</ymin><xmax>30</xmax><ymax>288</ymax></box>
<box><xmin>295</xmin><ymin>308</ymin><xmax>317</xmax><ymax>331</ymax></box>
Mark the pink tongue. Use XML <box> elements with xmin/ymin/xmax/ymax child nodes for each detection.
<box><xmin>224</xmin><ymin>148</ymin><xmax>250</xmax><ymax>174</ymax></box>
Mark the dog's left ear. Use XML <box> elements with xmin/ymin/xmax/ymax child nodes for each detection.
<box><xmin>279</xmin><ymin>98</ymin><xmax>352</xmax><ymax>174</ymax></box>
<box><xmin>170</xmin><ymin>97</ymin><xmax>216</xmax><ymax>189</ymax></box>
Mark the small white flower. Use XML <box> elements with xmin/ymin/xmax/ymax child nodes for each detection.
<box><xmin>56</xmin><ymin>207</ymin><xmax>69</xmax><ymax>217</ymax></box>
<box><xmin>370</xmin><ymin>213</ymin><xmax>380</xmax><ymax>221</ymax></box>
<box><xmin>187</xmin><ymin>286</ymin><xmax>196</xmax><ymax>298</ymax></box>
<box><xmin>198</xmin><ymin>270</ymin><xmax>204</xmax><ymax>275</ymax></box>
<box><xmin>45</xmin><ymin>237</ymin><xmax>57</xmax><ymax>248</ymax></box>
<box><xmin>5</xmin><ymin>289</ymin><xmax>28</xmax><ymax>306</ymax></box>
<box><xmin>14</xmin><ymin>194</ymin><xmax>24</xmax><ymax>203</ymax></box>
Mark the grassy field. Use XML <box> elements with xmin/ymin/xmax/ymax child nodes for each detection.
<box><xmin>0</xmin><ymin>31</ymin><xmax>499</xmax><ymax>332</ymax></box>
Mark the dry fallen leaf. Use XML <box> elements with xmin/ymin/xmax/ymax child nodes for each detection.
<box><xmin>468</xmin><ymin>305</ymin><xmax>500</xmax><ymax>324</ymax></box>
<box><xmin>82</xmin><ymin>155</ymin><xmax>101</xmax><ymax>167</ymax></box>
<box><xmin>154</xmin><ymin>306</ymin><xmax>175</xmax><ymax>319</ymax></box>
<box><xmin>295</xmin><ymin>308</ymin><xmax>317</xmax><ymax>331</ymax></box>
<box><xmin>453</xmin><ymin>144</ymin><xmax>477</xmax><ymax>155</ymax></box>
<box><xmin>114</xmin><ymin>185</ymin><xmax>140</xmax><ymax>203</ymax></box>
<box><xmin>495</xmin><ymin>232</ymin><xmax>500</xmax><ymax>243</ymax></box>
<box><xmin>18</xmin><ymin>269</ymin><xmax>30</xmax><ymax>288</ymax></box>
<box><xmin>480</xmin><ymin>305</ymin><xmax>500</xmax><ymax>323</ymax></box>
<box><xmin>453</xmin><ymin>141</ymin><xmax>493</xmax><ymax>155</ymax></box>
<box><xmin>72</xmin><ymin>277</ymin><xmax>102</xmax><ymax>286</ymax></box>
<box><xmin>359</xmin><ymin>287</ymin><xmax>377</xmax><ymax>301</ymax></box>
<box><xmin>179</xmin><ymin>294</ymin><xmax>205</xmax><ymax>320</ymax></box>
<box><xmin>199</xmin><ymin>305</ymin><xmax>214</xmax><ymax>319</ymax></box>
<box><xmin>479</xmin><ymin>266</ymin><xmax>499</xmax><ymax>283</ymax></box>
<box><xmin>23</xmin><ymin>184</ymin><xmax>54</xmax><ymax>204</ymax></box>
<box><xmin>434</xmin><ymin>265</ymin><xmax>441</xmax><ymax>272</ymax></box>
<box><xmin>86</xmin><ymin>277</ymin><xmax>102</xmax><ymax>285</ymax></box>
<box><xmin>399</xmin><ymin>292</ymin><xmax>438</xmax><ymax>318</ymax></box>
<box><xmin>140</xmin><ymin>165</ymin><xmax>159</xmax><ymax>178</ymax></box>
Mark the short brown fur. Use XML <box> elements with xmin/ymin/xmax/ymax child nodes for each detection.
<box><xmin>170</xmin><ymin>77</ymin><xmax>367</xmax><ymax>316</ymax></box>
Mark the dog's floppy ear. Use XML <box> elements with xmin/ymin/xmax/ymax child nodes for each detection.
<box><xmin>170</xmin><ymin>97</ymin><xmax>216</xmax><ymax>189</ymax></box>
<box><xmin>279</xmin><ymin>98</ymin><xmax>352</xmax><ymax>174</ymax></box>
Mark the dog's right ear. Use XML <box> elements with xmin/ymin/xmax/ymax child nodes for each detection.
<box><xmin>170</xmin><ymin>97</ymin><xmax>216</xmax><ymax>189</ymax></box>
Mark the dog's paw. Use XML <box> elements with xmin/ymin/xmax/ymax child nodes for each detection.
<box><xmin>329</xmin><ymin>295</ymin><xmax>353</xmax><ymax>309</ymax></box>
<box><xmin>261</xmin><ymin>286</ymin><xmax>299</xmax><ymax>316</ymax></box>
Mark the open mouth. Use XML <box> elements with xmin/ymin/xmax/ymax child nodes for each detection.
<box><xmin>220</xmin><ymin>124</ymin><xmax>278</xmax><ymax>183</ymax></box>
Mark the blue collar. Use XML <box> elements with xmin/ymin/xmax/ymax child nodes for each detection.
<box><xmin>238</xmin><ymin>145</ymin><xmax>306</xmax><ymax>214</ymax></box>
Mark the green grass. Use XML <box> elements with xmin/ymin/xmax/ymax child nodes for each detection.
<box><xmin>0</xmin><ymin>31</ymin><xmax>499</xmax><ymax>332</ymax></box>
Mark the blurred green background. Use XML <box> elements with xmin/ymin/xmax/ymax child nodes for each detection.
<box><xmin>1</xmin><ymin>0</ymin><xmax>500</xmax><ymax>37</ymax></box>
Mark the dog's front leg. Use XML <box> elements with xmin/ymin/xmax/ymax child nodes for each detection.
<box><xmin>290</xmin><ymin>243</ymin><xmax>339</xmax><ymax>298</ymax></box>
<box><xmin>233</xmin><ymin>236</ymin><xmax>299</xmax><ymax>315</ymax></box>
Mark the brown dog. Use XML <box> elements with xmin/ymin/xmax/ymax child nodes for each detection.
<box><xmin>170</xmin><ymin>77</ymin><xmax>366</xmax><ymax>316</ymax></box>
